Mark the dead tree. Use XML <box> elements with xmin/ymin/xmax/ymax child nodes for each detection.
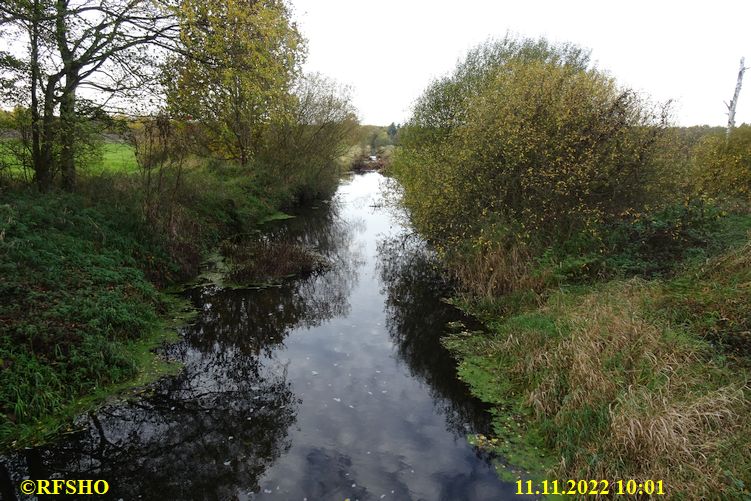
<box><xmin>726</xmin><ymin>57</ymin><xmax>748</xmax><ymax>137</ymax></box>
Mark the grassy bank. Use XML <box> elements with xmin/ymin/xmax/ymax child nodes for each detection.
<box><xmin>388</xmin><ymin>35</ymin><xmax>751</xmax><ymax>499</ymax></box>
<box><xmin>442</xmin><ymin>227</ymin><xmax>751</xmax><ymax>499</ymax></box>
<box><xmin>0</xmin><ymin>151</ymin><xmax>297</xmax><ymax>450</ymax></box>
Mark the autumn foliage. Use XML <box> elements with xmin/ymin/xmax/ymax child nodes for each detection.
<box><xmin>393</xmin><ymin>36</ymin><xmax>672</xmax><ymax>294</ymax></box>
<box><xmin>694</xmin><ymin>124</ymin><xmax>751</xmax><ymax>201</ymax></box>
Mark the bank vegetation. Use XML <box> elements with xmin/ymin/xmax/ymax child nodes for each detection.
<box><xmin>392</xmin><ymin>35</ymin><xmax>751</xmax><ymax>498</ymax></box>
<box><xmin>0</xmin><ymin>0</ymin><xmax>357</xmax><ymax>449</ymax></box>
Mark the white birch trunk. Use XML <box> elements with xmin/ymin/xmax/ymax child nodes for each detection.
<box><xmin>727</xmin><ymin>57</ymin><xmax>746</xmax><ymax>136</ymax></box>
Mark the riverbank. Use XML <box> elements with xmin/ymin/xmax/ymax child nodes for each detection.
<box><xmin>0</xmin><ymin>162</ymin><xmax>325</xmax><ymax>451</ymax></box>
<box><xmin>387</xmin><ymin>35</ymin><xmax>751</xmax><ymax>499</ymax></box>
<box><xmin>442</xmin><ymin>220</ymin><xmax>751</xmax><ymax>498</ymax></box>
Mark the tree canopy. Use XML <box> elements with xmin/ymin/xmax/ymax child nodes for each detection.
<box><xmin>166</xmin><ymin>0</ymin><xmax>305</xmax><ymax>167</ymax></box>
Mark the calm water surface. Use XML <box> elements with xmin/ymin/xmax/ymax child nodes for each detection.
<box><xmin>1</xmin><ymin>173</ymin><xmax>526</xmax><ymax>500</ymax></box>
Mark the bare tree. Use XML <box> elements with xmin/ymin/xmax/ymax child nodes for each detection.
<box><xmin>725</xmin><ymin>57</ymin><xmax>747</xmax><ymax>137</ymax></box>
<box><xmin>0</xmin><ymin>0</ymin><xmax>181</xmax><ymax>191</ymax></box>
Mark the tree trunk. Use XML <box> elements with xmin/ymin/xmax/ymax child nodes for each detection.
<box><xmin>56</xmin><ymin>0</ymin><xmax>76</xmax><ymax>192</ymax></box>
<box><xmin>60</xmin><ymin>74</ymin><xmax>77</xmax><ymax>192</ymax></box>
<box><xmin>37</xmin><ymin>80</ymin><xmax>58</xmax><ymax>192</ymax></box>
<box><xmin>28</xmin><ymin>0</ymin><xmax>49</xmax><ymax>192</ymax></box>
<box><xmin>726</xmin><ymin>57</ymin><xmax>746</xmax><ymax>137</ymax></box>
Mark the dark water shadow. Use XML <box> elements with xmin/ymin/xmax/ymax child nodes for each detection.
<box><xmin>377</xmin><ymin>232</ymin><xmax>494</xmax><ymax>438</ymax></box>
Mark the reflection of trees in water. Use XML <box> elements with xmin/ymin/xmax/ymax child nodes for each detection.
<box><xmin>1</xmin><ymin>197</ymin><xmax>366</xmax><ymax>500</ymax></box>
<box><xmin>377</xmin><ymin>232</ymin><xmax>492</xmax><ymax>438</ymax></box>
<box><xmin>184</xmin><ymin>199</ymin><xmax>366</xmax><ymax>358</ymax></box>
<box><xmin>4</xmin><ymin>345</ymin><xmax>296</xmax><ymax>500</ymax></box>
<box><xmin>269</xmin><ymin>197</ymin><xmax>366</xmax><ymax>274</ymax></box>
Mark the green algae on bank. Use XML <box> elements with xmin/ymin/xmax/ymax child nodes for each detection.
<box><xmin>444</xmin><ymin>331</ymin><xmax>556</xmax><ymax>488</ymax></box>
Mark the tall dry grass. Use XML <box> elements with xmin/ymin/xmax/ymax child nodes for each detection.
<box><xmin>450</xmin><ymin>241</ymin><xmax>551</xmax><ymax>297</ymax></box>
<box><xmin>457</xmin><ymin>280</ymin><xmax>750</xmax><ymax>498</ymax></box>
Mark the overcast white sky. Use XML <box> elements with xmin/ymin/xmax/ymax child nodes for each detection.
<box><xmin>290</xmin><ymin>0</ymin><xmax>751</xmax><ymax>127</ymax></box>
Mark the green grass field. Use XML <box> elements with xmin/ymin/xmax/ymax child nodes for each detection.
<box><xmin>86</xmin><ymin>141</ymin><xmax>138</xmax><ymax>174</ymax></box>
<box><xmin>1</xmin><ymin>139</ymin><xmax>138</xmax><ymax>180</ymax></box>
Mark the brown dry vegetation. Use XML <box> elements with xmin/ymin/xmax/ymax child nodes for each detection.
<box><xmin>445</xmin><ymin>279</ymin><xmax>751</xmax><ymax>498</ymax></box>
<box><xmin>450</xmin><ymin>241</ymin><xmax>550</xmax><ymax>297</ymax></box>
<box><xmin>221</xmin><ymin>238</ymin><xmax>329</xmax><ymax>284</ymax></box>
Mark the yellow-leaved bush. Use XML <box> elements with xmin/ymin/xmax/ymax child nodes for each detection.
<box><xmin>694</xmin><ymin>125</ymin><xmax>751</xmax><ymax>201</ymax></box>
<box><xmin>392</xmin><ymin>36</ymin><xmax>671</xmax><ymax>294</ymax></box>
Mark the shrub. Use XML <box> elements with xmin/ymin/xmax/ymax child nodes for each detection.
<box><xmin>537</xmin><ymin>199</ymin><xmax>724</xmax><ymax>284</ymax></box>
<box><xmin>393</xmin><ymin>35</ymin><xmax>671</xmax><ymax>294</ymax></box>
<box><xmin>694</xmin><ymin>125</ymin><xmax>751</xmax><ymax>201</ymax></box>
<box><xmin>257</xmin><ymin>73</ymin><xmax>358</xmax><ymax>205</ymax></box>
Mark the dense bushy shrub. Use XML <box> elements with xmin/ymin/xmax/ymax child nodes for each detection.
<box><xmin>393</xmin><ymin>36</ymin><xmax>673</xmax><ymax>294</ymax></box>
<box><xmin>540</xmin><ymin>199</ymin><xmax>723</xmax><ymax>283</ymax></box>
<box><xmin>694</xmin><ymin>125</ymin><xmax>751</xmax><ymax>201</ymax></box>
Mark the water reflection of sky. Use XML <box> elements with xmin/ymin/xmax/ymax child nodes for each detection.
<box><xmin>1</xmin><ymin>173</ymin><xmax>527</xmax><ymax>500</ymax></box>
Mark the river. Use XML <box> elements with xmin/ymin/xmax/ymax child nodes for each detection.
<box><xmin>1</xmin><ymin>172</ymin><xmax>525</xmax><ymax>500</ymax></box>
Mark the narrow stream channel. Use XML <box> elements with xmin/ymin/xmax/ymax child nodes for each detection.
<box><xmin>2</xmin><ymin>173</ymin><xmax>525</xmax><ymax>500</ymax></box>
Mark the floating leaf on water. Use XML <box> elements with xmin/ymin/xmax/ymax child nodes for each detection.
<box><xmin>311</xmin><ymin>371</ymin><xmax>319</xmax><ymax>376</ymax></box>
<box><xmin>333</xmin><ymin>398</ymin><xmax>341</xmax><ymax>402</ymax></box>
